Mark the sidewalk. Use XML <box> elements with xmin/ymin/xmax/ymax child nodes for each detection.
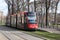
<box><xmin>38</xmin><ymin>27</ymin><xmax>60</xmax><ymax>34</ymax></box>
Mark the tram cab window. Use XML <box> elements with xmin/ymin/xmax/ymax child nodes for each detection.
<box><xmin>27</xmin><ymin>12</ymin><xmax>37</xmax><ymax>24</ymax></box>
<box><xmin>28</xmin><ymin>20</ymin><xmax>37</xmax><ymax>24</ymax></box>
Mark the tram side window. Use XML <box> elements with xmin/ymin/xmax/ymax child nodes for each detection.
<box><xmin>14</xmin><ymin>16</ymin><xmax>16</xmax><ymax>24</ymax></box>
<box><xmin>18</xmin><ymin>15</ymin><xmax>21</xmax><ymax>24</ymax></box>
<box><xmin>19</xmin><ymin>16</ymin><xmax>21</xmax><ymax>23</ymax></box>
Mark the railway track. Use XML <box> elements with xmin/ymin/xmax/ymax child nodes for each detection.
<box><xmin>0</xmin><ymin>31</ymin><xmax>11</xmax><ymax>40</ymax></box>
<box><xmin>12</xmin><ymin>33</ymin><xmax>27</xmax><ymax>40</ymax></box>
<box><xmin>0</xmin><ymin>26</ymin><xmax>44</xmax><ymax>40</ymax></box>
<box><xmin>0</xmin><ymin>31</ymin><xmax>26</xmax><ymax>40</ymax></box>
<box><xmin>9</xmin><ymin>31</ymin><xmax>44</xmax><ymax>40</ymax></box>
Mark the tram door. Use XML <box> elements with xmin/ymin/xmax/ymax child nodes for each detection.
<box><xmin>21</xmin><ymin>12</ymin><xmax>28</xmax><ymax>29</ymax></box>
<box><xmin>21</xmin><ymin>12</ymin><xmax>26</xmax><ymax>29</ymax></box>
<box><xmin>17</xmin><ymin>13</ymin><xmax>22</xmax><ymax>29</ymax></box>
<box><xmin>24</xmin><ymin>12</ymin><xmax>28</xmax><ymax>29</ymax></box>
<box><xmin>6</xmin><ymin>16</ymin><xmax>10</xmax><ymax>26</ymax></box>
<box><xmin>17</xmin><ymin>12</ymin><xmax>27</xmax><ymax>29</ymax></box>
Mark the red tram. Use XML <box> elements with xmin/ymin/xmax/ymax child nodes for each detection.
<box><xmin>6</xmin><ymin>12</ymin><xmax>38</xmax><ymax>30</ymax></box>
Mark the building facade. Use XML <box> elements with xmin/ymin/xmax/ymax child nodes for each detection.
<box><xmin>0</xmin><ymin>11</ymin><xmax>6</xmax><ymax>25</ymax></box>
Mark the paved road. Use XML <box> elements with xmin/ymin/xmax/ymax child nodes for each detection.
<box><xmin>0</xmin><ymin>26</ymin><xmax>44</xmax><ymax>40</ymax></box>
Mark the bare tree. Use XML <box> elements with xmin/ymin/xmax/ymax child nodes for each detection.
<box><xmin>54</xmin><ymin>0</ymin><xmax>59</xmax><ymax>29</ymax></box>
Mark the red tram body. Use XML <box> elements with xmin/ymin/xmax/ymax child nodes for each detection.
<box><xmin>6</xmin><ymin>12</ymin><xmax>38</xmax><ymax>30</ymax></box>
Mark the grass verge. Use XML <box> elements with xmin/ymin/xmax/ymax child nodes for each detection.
<box><xmin>25</xmin><ymin>31</ymin><xmax>60</xmax><ymax>40</ymax></box>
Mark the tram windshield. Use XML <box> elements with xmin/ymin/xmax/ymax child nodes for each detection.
<box><xmin>27</xmin><ymin>12</ymin><xmax>37</xmax><ymax>24</ymax></box>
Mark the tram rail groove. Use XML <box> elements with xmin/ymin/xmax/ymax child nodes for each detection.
<box><xmin>1</xmin><ymin>31</ymin><xmax>27</xmax><ymax>40</ymax></box>
<box><xmin>0</xmin><ymin>31</ymin><xmax>11</xmax><ymax>40</ymax></box>
<box><xmin>12</xmin><ymin>33</ymin><xmax>27</xmax><ymax>40</ymax></box>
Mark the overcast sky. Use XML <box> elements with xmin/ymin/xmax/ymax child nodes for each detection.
<box><xmin>0</xmin><ymin>0</ymin><xmax>8</xmax><ymax>16</ymax></box>
<box><xmin>0</xmin><ymin>0</ymin><xmax>60</xmax><ymax>16</ymax></box>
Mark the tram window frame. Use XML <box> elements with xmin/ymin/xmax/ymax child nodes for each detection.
<box><xmin>24</xmin><ymin>14</ymin><xmax>27</xmax><ymax>23</ymax></box>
